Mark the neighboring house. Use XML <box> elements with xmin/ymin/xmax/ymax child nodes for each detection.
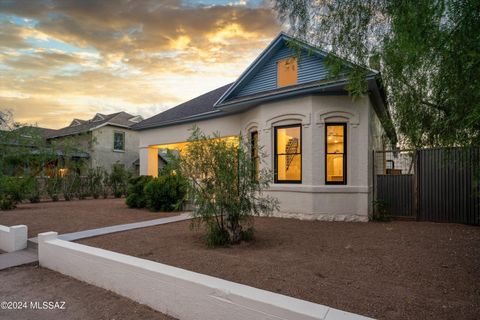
<box><xmin>47</xmin><ymin>112</ymin><xmax>143</xmax><ymax>172</ymax></box>
<box><xmin>134</xmin><ymin>33</ymin><xmax>396</xmax><ymax>221</ymax></box>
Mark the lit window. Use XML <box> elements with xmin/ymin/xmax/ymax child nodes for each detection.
<box><xmin>251</xmin><ymin>131</ymin><xmax>259</xmax><ymax>180</ymax></box>
<box><xmin>274</xmin><ymin>125</ymin><xmax>301</xmax><ymax>183</ymax></box>
<box><xmin>326</xmin><ymin>124</ymin><xmax>346</xmax><ymax>184</ymax></box>
<box><xmin>114</xmin><ymin>132</ymin><xmax>125</xmax><ymax>151</ymax></box>
<box><xmin>277</xmin><ymin>57</ymin><xmax>298</xmax><ymax>87</ymax></box>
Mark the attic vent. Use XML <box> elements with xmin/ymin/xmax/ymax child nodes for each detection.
<box><xmin>92</xmin><ymin>113</ymin><xmax>105</xmax><ymax>122</ymax></box>
<box><xmin>129</xmin><ymin>115</ymin><xmax>143</xmax><ymax>123</ymax></box>
<box><xmin>69</xmin><ymin>119</ymin><xmax>83</xmax><ymax>127</ymax></box>
<box><xmin>277</xmin><ymin>57</ymin><xmax>298</xmax><ymax>87</ymax></box>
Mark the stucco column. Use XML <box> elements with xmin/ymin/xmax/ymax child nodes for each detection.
<box><xmin>139</xmin><ymin>147</ymin><xmax>158</xmax><ymax>177</ymax></box>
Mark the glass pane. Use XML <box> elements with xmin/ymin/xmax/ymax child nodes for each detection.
<box><xmin>276</xmin><ymin>126</ymin><xmax>301</xmax><ymax>154</ymax></box>
<box><xmin>277</xmin><ymin>57</ymin><xmax>298</xmax><ymax>87</ymax></box>
<box><xmin>326</xmin><ymin>154</ymin><xmax>344</xmax><ymax>182</ymax></box>
<box><xmin>277</xmin><ymin>154</ymin><xmax>301</xmax><ymax>181</ymax></box>
<box><xmin>114</xmin><ymin>132</ymin><xmax>124</xmax><ymax>150</ymax></box>
<box><xmin>326</xmin><ymin>125</ymin><xmax>344</xmax><ymax>154</ymax></box>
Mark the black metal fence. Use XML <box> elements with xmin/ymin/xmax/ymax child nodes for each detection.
<box><xmin>375</xmin><ymin>147</ymin><xmax>480</xmax><ymax>225</ymax></box>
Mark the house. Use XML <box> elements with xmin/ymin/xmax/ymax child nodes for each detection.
<box><xmin>47</xmin><ymin>112</ymin><xmax>143</xmax><ymax>172</ymax></box>
<box><xmin>134</xmin><ymin>33</ymin><xmax>396</xmax><ymax>221</ymax></box>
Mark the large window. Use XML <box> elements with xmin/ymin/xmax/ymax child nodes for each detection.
<box><xmin>277</xmin><ymin>57</ymin><xmax>298</xmax><ymax>87</ymax></box>
<box><xmin>325</xmin><ymin>123</ymin><xmax>346</xmax><ymax>184</ymax></box>
<box><xmin>113</xmin><ymin>131</ymin><xmax>125</xmax><ymax>151</ymax></box>
<box><xmin>251</xmin><ymin>131</ymin><xmax>259</xmax><ymax>180</ymax></box>
<box><xmin>274</xmin><ymin>124</ymin><xmax>301</xmax><ymax>183</ymax></box>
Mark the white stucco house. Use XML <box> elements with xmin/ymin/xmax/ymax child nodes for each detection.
<box><xmin>47</xmin><ymin>112</ymin><xmax>143</xmax><ymax>172</ymax></box>
<box><xmin>134</xmin><ymin>33</ymin><xmax>396</xmax><ymax>221</ymax></box>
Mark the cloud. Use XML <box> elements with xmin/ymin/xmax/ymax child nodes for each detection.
<box><xmin>0</xmin><ymin>0</ymin><xmax>281</xmax><ymax>128</ymax></box>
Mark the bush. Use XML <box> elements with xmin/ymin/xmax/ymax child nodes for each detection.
<box><xmin>26</xmin><ymin>178</ymin><xmax>40</xmax><ymax>203</ymax></box>
<box><xmin>46</xmin><ymin>174</ymin><xmax>61</xmax><ymax>201</ymax></box>
<box><xmin>180</xmin><ymin>127</ymin><xmax>279</xmax><ymax>246</ymax></box>
<box><xmin>87</xmin><ymin>167</ymin><xmax>104</xmax><ymax>199</ymax></box>
<box><xmin>144</xmin><ymin>171</ymin><xmax>186</xmax><ymax>212</ymax></box>
<box><xmin>372</xmin><ymin>200</ymin><xmax>392</xmax><ymax>222</ymax></box>
<box><xmin>0</xmin><ymin>176</ymin><xmax>29</xmax><ymax>210</ymax></box>
<box><xmin>0</xmin><ymin>196</ymin><xmax>15</xmax><ymax>210</ymax></box>
<box><xmin>125</xmin><ymin>175</ymin><xmax>153</xmax><ymax>208</ymax></box>
<box><xmin>109</xmin><ymin>164</ymin><xmax>129</xmax><ymax>198</ymax></box>
<box><xmin>204</xmin><ymin>223</ymin><xmax>231</xmax><ymax>247</ymax></box>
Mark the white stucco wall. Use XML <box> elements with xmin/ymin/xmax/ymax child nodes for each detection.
<box><xmin>0</xmin><ymin>224</ymin><xmax>27</xmax><ymax>252</ymax></box>
<box><xmin>139</xmin><ymin>94</ymin><xmax>383</xmax><ymax>221</ymax></box>
<box><xmin>38</xmin><ymin>232</ymin><xmax>373</xmax><ymax>320</ymax></box>
<box><xmin>91</xmin><ymin>125</ymin><xmax>139</xmax><ymax>171</ymax></box>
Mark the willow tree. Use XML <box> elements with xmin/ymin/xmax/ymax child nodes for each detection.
<box><xmin>179</xmin><ymin>127</ymin><xmax>279</xmax><ymax>246</ymax></box>
<box><xmin>274</xmin><ymin>0</ymin><xmax>480</xmax><ymax>148</ymax></box>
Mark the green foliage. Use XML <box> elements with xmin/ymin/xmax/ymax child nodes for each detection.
<box><xmin>86</xmin><ymin>167</ymin><xmax>104</xmax><ymax>199</ymax></box>
<box><xmin>144</xmin><ymin>168</ymin><xmax>187</xmax><ymax>212</ymax></box>
<box><xmin>274</xmin><ymin>0</ymin><xmax>480</xmax><ymax>148</ymax></box>
<box><xmin>0</xmin><ymin>196</ymin><xmax>15</xmax><ymax>210</ymax></box>
<box><xmin>108</xmin><ymin>164</ymin><xmax>130</xmax><ymax>198</ymax></box>
<box><xmin>46</xmin><ymin>173</ymin><xmax>62</xmax><ymax>201</ymax></box>
<box><xmin>0</xmin><ymin>176</ymin><xmax>24</xmax><ymax>209</ymax></box>
<box><xmin>126</xmin><ymin>175</ymin><xmax>153</xmax><ymax>208</ymax></box>
<box><xmin>180</xmin><ymin>127</ymin><xmax>279</xmax><ymax>246</ymax></box>
<box><xmin>372</xmin><ymin>200</ymin><xmax>392</xmax><ymax>222</ymax></box>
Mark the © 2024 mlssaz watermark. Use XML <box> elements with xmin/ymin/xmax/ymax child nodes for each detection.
<box><xmin>1</xmin><ymin>300</ymin><xmax>66</xmax><ymax>310</ymax></box>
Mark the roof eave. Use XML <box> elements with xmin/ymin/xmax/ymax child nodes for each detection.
<box><xmin>133</xmin><ymin>110</ymin><xmax>225</xmax><ymax>131</ymax></box>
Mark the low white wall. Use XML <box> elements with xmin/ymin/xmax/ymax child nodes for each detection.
<box><xmin>0</xmin><ymin>224</ymin><xmax>27</xmax><ymax>252</ymax></box>
<box><xmin>38</xmin><ymin>232</ymin><xmax>373</xmax><ymax>320</ymax></box>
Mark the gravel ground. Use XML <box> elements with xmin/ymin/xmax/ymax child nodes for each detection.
<box><xmin>80</xmin><ymin>218</ymin><xmax>480</xmax><ymax>320</ymax></box>
<box><xmin>0</xmin><ymin>199</ymin><xmax>181</xmax><ymax>237</ymax></box>
<box><xmin>0</xmin><ymin>264</ymin><xmax>175</xmax><ymax>320</ymax></box>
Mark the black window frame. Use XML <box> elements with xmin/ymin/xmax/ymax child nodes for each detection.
<box><xmin>113</xmin><ymin>131</ymin><xmax>125</xmax><ymax>152</ymax></box>
<box><xmin>274</xmin><ymin>124</ymin><xmax>302</xmax><ymax>184</ymax></box>
<box><xmin>250</xmin><ymin>131</ymin><xmax>259</xmax><ymax>181</ymax></box>
<box><xmin>325</xmin><ymin>123</ymin><xmax>347</xmax><ymax>185</ymax></box>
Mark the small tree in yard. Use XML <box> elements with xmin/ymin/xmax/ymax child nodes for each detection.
<box><xmin>179</xmin><ymin>127</ymin><xmax>279</xmax><ymax>247</ymax></box>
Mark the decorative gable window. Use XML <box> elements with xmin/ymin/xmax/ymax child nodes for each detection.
<box><xmin>277</xmin><ymin>57</ymin><xmax>298</xmax><ymax>87</ymax></box>
<box><xmin>113</xmin><ymin>131</ymin><xmax>125</xmax><ymax>152</ymax></box>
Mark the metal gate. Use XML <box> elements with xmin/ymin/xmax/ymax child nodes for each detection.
<box><xmin>374</xmin><ymin>147</ymin><xmax>480</xmax><ymax>225</ymax></box>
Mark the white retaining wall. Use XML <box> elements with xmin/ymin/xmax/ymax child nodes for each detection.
<box><xmin>0</xmin><ymin>224</ymin><xmax>27</xmax><ymax>252</ymax></box>
<box><xmin>38</xmin><ymin>232</ymin><xmax>373</xmax><ymax>320</ymax></box>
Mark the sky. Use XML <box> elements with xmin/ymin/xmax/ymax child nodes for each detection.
<box><xmin>0</xmin><ymin>0</ymin><xmax>282</xmax><ymax>129</ymax></box>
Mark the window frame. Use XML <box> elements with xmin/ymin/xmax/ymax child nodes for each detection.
<box><xmin>276</xmin><ymin>57</ymin><xmax>298</xmax><ymax>88</ymax></box>
<box><xmin>325</xmin><ymin>123</ymin><xmax>347</xmax><ymax>185</ymax></box>
<box><xmin>113</xmin><ymin>131</ymin><xmax>126</xmax><ymax>152</ymax></box>
<box><xmin>250</xmin><ymin>131</ymin><xmax>259</xmax><ymax>181</ymax></box>
<box><xmin>274</xmin><ymin>124</ymin><xmax>302</xmax><ymax>184</ymax></box>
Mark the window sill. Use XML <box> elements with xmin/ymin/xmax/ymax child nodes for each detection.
<box><xmin>113</xmin><ymin>149</ymin><xmax>125</xmax><ymax>153</ymax></box>
<box><xmin>268</xmin><ymin>184</ymin><xmax>370</xmax><ymax>193</ymax></box>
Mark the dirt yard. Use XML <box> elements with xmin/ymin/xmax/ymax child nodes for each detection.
<box><xmin>0</xmin><ymin>199</ymin><xmax>181</xmax><ymax>237</ymax></box>
<box><xmin>0</xmin><ymin>264</ymin><xmax>175</xmax><ymax>320</ymax></box>
<box><xmin>80</xmin><ymin>218</ymin><xmax>480</xmax><ymax>320</ymax></box>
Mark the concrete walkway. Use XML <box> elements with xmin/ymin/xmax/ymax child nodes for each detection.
<box><xmin>0</xmin><ymin>213</ymin><xmax>191</xmax><ymax>270</ymax></box>
<box><xmin>0</xmin><ymin>248</ymin><xmax>38</xmax><ymax>270</ymax></box>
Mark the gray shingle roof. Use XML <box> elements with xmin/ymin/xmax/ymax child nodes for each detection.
<box><xmin>47</xmin><ymin>111</ymin><xmax>140</xmax><ymax>139</ymax></box>
<box><xmin>132</xmin><ymin>83</ymin><xmax>232</xmax><ymax>130</ymax></box>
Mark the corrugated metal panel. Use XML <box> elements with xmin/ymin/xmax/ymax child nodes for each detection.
<box><xmin>377</xmin><ymin>174</ymin><xmax>415</xmax><ymax>217</ymax></box>
<box><xmin>375</xmin><ymin>147</ymin><xmax>479</xmax><ymax>225</ymax></box>
<box><xmin>232</xmin><ymin>42</ymin><xmax>331</xmax><ymax>98</ymax></box>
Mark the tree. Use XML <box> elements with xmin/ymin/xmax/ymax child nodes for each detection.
<box><xmin>179</xmin><ymin>127</ymin><xmax>279</xmax><ymax>246</ymax></box>
<box><xmin>273</xmin><ymin>0</ymin><xmax>480</xmax><ymax>148</ymax></box>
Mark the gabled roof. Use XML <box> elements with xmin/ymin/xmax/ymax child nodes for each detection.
<box><xmin>47</xmin><ymin>111</ymin><xmax>142</xmax><ymax>139</ymax></box>
<box><xmin>132</xmin><ymin>84</ymin><xmax>232</xmax><ymax>130</ymax></box>
<box><xmin>134</xmin><ymin>33</ymin><xmax>396</xmax><ymax>143</ymax></box>
<box><xmin>214</xmin><ymin>32</ymin><xmax>377</xmax><ymax>110</ymax></box>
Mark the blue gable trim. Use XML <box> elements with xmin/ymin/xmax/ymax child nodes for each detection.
<box><xmin>215</xmin><ymin>32</ymin><xmax>377</xmax><ymax>107</ymax></box>
<box><xmin>233</xmin><ymin>45</ymin><xmax>331</xmax><ymax>98</ymax></box>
